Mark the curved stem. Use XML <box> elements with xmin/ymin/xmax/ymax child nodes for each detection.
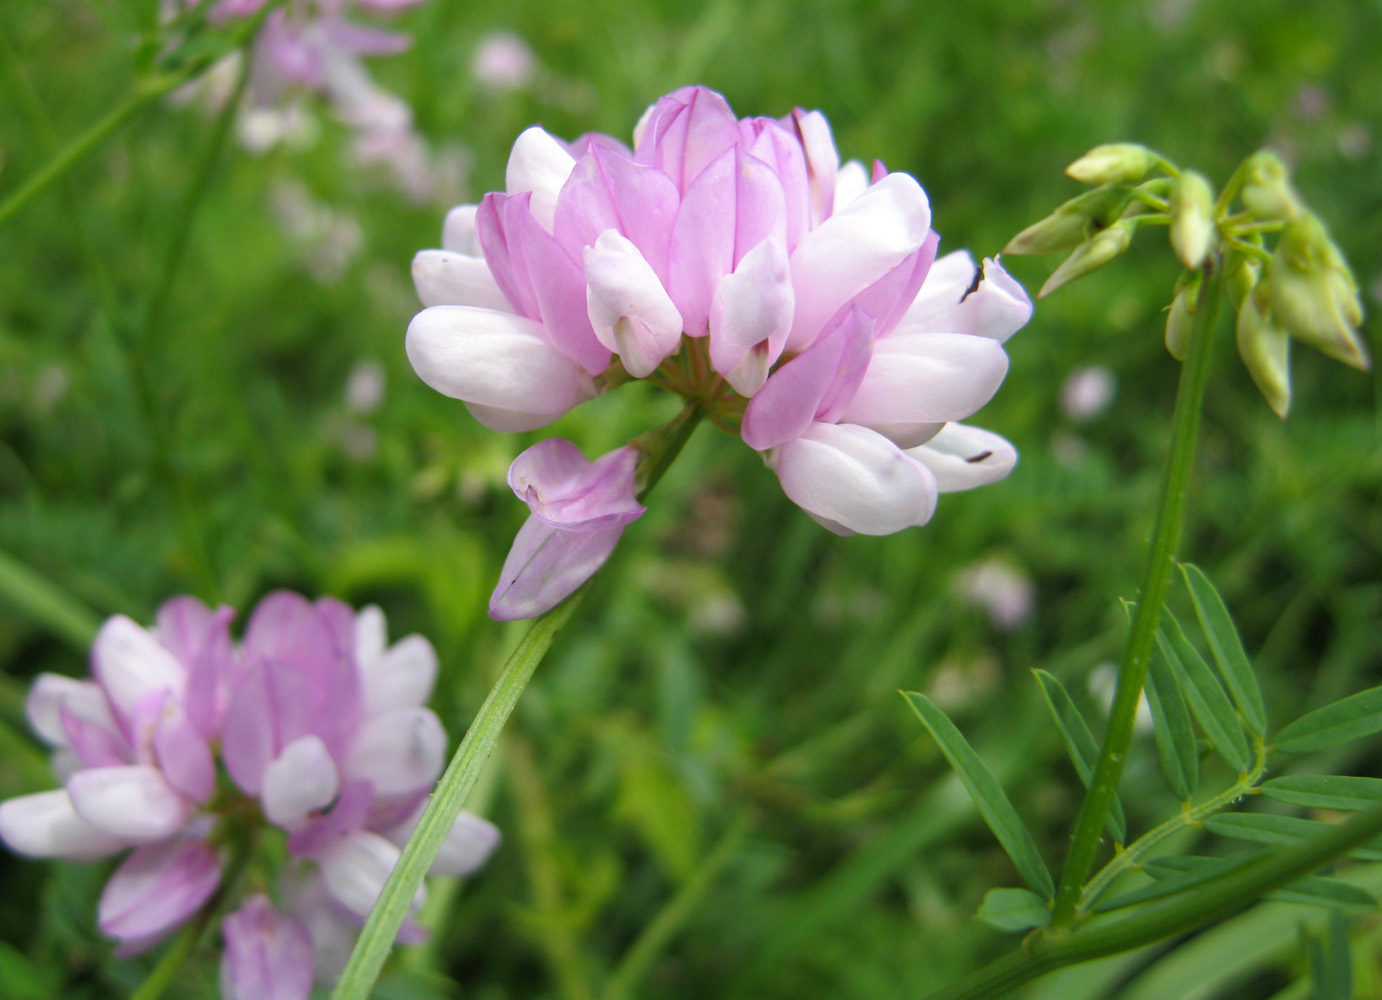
<box><xmin>925</xmin><ymin>802</ymin><xmax>1382</xmax><ymax>1000</ymax></box>
<box><xmin>330</xmin><ymin>404</ymin><xmax>704</xmax><ymax>1000</ymax></box>
<box><xmin>1049</xmin><ymin>259</ymin><xmax>1222</xmax><ymax>928</ymax></box>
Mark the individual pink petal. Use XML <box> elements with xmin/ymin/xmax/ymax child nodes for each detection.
<box><xmin>0</xmin><ymin>790</ymin><xmax>127</xmax><ymax>861</ymax></box>
<box><xmin>747</xmin><ymin>120</ymin><xmax>811</xmax><ymax>251</ymax></box>
<box><xmin>584</xmin><ymin>230</ymin><xmax>683</xmax><ymax>378</ymax></box>
<box><xmin>666</xmin><ymin>148</ymin><xmax>735</xmax><ymax>337</ymax></box>
<box><xmin>220</xmin><ymin>895</ymin><xmax>315</xmax><ymax>1000</ymax></box>
<box><xmin>67</xmin><ymin>765</ymin><xmax>191</xmax><ymax>842</ymax></box>
<box><xmin>475</xmin><ymin>192</ymin><xmax>540</xmax><ymax>319</ymax></box>
<box><xmin>740</xmin><ymin>305</ymin><xmax>875</xmax><ymax>452</ymax></box>
<box><xmin>319</xmin><ymin>830</ymin><xmax>423</xmax><ymax>919</ymax></box>
<box><xmin>90</xmin><ymin>616</ymin><xmax>186</xmax><ymax>732</ymax></box>
<box><xmin>60</xmin><ymin>705</ymin><xmax>129</xmax><ymax>769</ymax></box>
<box><xmin>263</xmin><ymin>735</ymin><xmax>341</xmax><ymax>829</ymax></box>
<box><xmin>155</xmin><ymin>599</ymin><xmax>237</xmax><ymax>739</ymax></box>
<box><xmin>633</xmin><ymin>85</ymin><xmax>740</xmax><ymax>193</ymax></box>
<box><xmin>343</xmin><ymin>707</ymin><xmax>446</xmax><ymax>799</ymax></box>
<box><xmin>850</xmin><ymin>231</ymin><xmax>939</xmax><ymax>340</ymax></box>
<box><xmin>512</xmin><ymin>208</ymin><xmax>611</xmax><ymax>374</ymax></box>
<box><xmin>323</xmin><ymin>21</ymin><xmax>412</xmax><ymax>58</ymax></box>
<box><xmin>405</xmin><ymin>306</ymin><xmax>596</xmax><ymax>431</ymax></box>
<box><xmin>25</xmin><ymin>674</ymin><xmax>115</xmax><ymax>748</ymax></box>
<box><xmin>787</xmin><ymin>172</ymin><xmax>932</xmax><ymax>350</ymax></box>
<box><xmin>897</xmin><ymin>256</ymin><xmax>1033</xmax><ymax>343</ymax></box>
<box><xmin>505</xmin><ymin>126</ymin><xmax>577</xmax><ymax>232</ymax></box>
<box><xmin>506</xmin><ymin>440</ymin><xmax>645</xmax><ymax>529</ymax></box>
<box><xmin>552</xmin><ymin>143</ymin><xmax>681</xmax><ymax>280</ymax></box>
<box><xmin>905</xmin><ymin>423</ymin><xmax>1018</xmax><ymax>492</ymax></box>
<box><xmin>154</xmin><ymin>704</ymin><xmax>216</xmax><ymax>803</ymax></box>
<box><xmin>839</xmin><ymin>333</ymin><xmax>1010</xmax><ymax>427</ymax></box>
<box><xmin>774</xmin><ymin>422</ymin><xmax>939</xmax><ymax>536</ymax></box>
<box><xmin>98</xmin><ymin>837</ymin><xmax>221</xmax><ymax>952</ymax></box>
<box><xmin>412</xmin><ymin>250</ymin><xmax>512</xmax><ymax>311</ymax></box>
<box><xmin>286</xmin><ymin>780</ymin><xmax>373</xmax><ymax>859</ymax></box>
<box><xmin>489</xmin><ymin>516</ymin><xmax>627</xmax><ymax>621</ymax></box>
<box><xmin>708</xmin><ymin>237</ymin><xmax>794</xmax><ymax>397</ymax></box>
<box><xmin>784</xmin><ymin>108</ymin><xmax>840</xmax><ymax>227</ymax></box>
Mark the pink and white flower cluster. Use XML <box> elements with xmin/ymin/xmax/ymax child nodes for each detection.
<box><xmin>406</xmin><ymin>86</ymin><xmax>1032</xmax><ymax>617</ymax></box>
<box><xmin>0</xmin><ymin>593</ymin><xmax>498</xmax><ymax>995</ymax></box>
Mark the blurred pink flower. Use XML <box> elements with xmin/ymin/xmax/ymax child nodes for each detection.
<box><xmin>472</xmin><ymin>31</ymin><xmax>537</xmax><ymax>92</ymax></box>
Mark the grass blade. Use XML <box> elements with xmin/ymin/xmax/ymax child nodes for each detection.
<box><xmin>1156</xmin><ymin>611</ymin><xmax>1251</xmax><ymax>773</ymax></box>
<box><xmin>977</xmin><ymin>887</ymin><xmax>1051</xmax><ymax>932</ymax></box>
<box><xmin>1206</xmin><ymin>812</ymin><xmax>1382</xmax><ymax>861</ymax></box>
<box><xmin>1181</xmin><ymin>564</ymin><xmax>1266</xmax><ymax>737</ymax></box>
<box><xmin>1265</xmin><ymin>876</ymin><xmax>1376</xmax><ymax>912</ymax></box>
<box><xmin>1261</xmin><ymin>776</ymin><xmax>1382</xmax><ymax>812</ymax></box>
<box><xmin>1033</xmin><ymin>670</ymin><xmax>1127</xmax><ymax>843</ymax></box>
<box><xmin>903</xmin><ymin>691</ymin><xmax>1054</xmax><ymax>899</ymax></box>
<box><xmin>1143</xmin><ymin>653</ymin><xmax>1198</xmax><ymax>801</ymax></box>
<box><xmin>1274</xmin><ymin>686</ymin><xmax>1382</xmax><ymax>754</ymax></box>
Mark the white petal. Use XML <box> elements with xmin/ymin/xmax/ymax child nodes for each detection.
<box><xmin>262</xmin><ymin>736</ymin><xmax>340</xmax><ymax>828</ymax></box>
<box><xmin>66</xmin><ymin>765</ymin><xmax>190</xmax><ymax>842</ymax></box>
<box><xmin>343</xmin><ymin>708</ymin><xmax>446</xmax><ymax>798</ymax></box>
<box><xmin>898</xmin><ymin>250</ymin><xmax>977</xmax><ymax>326</ymax></box>
<box><xmin>441</xmin><ymin>204</ymin><xmax>482</xmax><ymax>255</ymax></box>
<box><xmin>788</xmin><ymin>173</ymin><xmax>932</xmax><ymax>350</ymax></box>
<box><xmin>92</xmin><ymin>616</ymin><xmax>186</xmax><ymax>721</ymax></box>
<box><xmin>906</xmin><ymin>423</ymin><xmax>1018</xmax><ymax>492</ymax></box>
<box><xmin>431</xmin><ymin>812</ymin><xmax>502</xmax><ymax>877</ymax></box>
<box><xmin>832</xmin><ymin>160</ymin><xmax>870</xmax><ymax>214</ymax></box>
<box><xmin>584</xmin><ymin>230</ymin><xmax>683</xmax><ymax>378</ymax></box>
<box><xmin>412</xmin><ymin>250</ymin><xmax>511</xmax><ymax>311</ymax></box>
<box><xmin>354</xmin><ymin>605</ymin><xmax>388</xmax><ymax>671</ymax></box>
<box><xmin>320</xmin><ymin>831</ymin><xmax>424</xmax><ymax>919</ymax></box>
<box><xmin>505</xmin><ymin>126</ymin><xmax>576</xmax><ymax>232</ymax></box>
<box><xmin>709</xmin><ymin>237</ymin><xmax>793</xmax><ymax>396</ymax></box>
<box><xmin>360</xmin><ymin>635</ymin><xmax>437</xmax><ymax>716</ymax></box>
<box><xmin>0</xmin><ymin>790</ymin><xmax>127</xmax><ymax>860</ymax></box>
<box><xmin>406</xmin><ymin>306</ymin><xmax>595</xmax><ymax>430</ymax></box>
<box><xmin>775</xmin><ymin>423</ymin><xmax>938</xmax><ymax>536</ymax></box>
<box><xmin>898</xmin><ymin>256</ymin><xmax>1033</xmax><ymax>343</ymax></box>
<box><xmin>25</xmin><ymin>674</ymin><xmax>116</xmax><ymax>747</ymax></box>
<box><xmin>839</xmin><ymin>333</ymin><xmax>1009</xmax><ymax>426</ymax></box>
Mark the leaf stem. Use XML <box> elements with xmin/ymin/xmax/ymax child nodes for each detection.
<box><xmin>1049</xmin><ymin>258</ymin><xmax>1222</xmax><ymax>928</ymax></box>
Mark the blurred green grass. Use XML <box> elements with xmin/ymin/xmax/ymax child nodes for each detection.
<box><xmin>0</xmin><ymin>0</ymin><xmax>1380</xmax><ymax>997</ymax></box>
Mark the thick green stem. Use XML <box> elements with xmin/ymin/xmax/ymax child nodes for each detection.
<box><xmin>330</xmin><ymin>404</ymin><xmax>703</xmax><ymax>1000</ymax></box>
<box><xmin>1049</xmin><ymin>260</ymin><xmax>1222</xmax><ymax>928</ymax></box>
<box><xmin>0</xmin><ymin>548</ymin><xmax>102</xmax><ymax>651</ymax></box>
<box><xmin>926</xmin><ymin>802</ymin><xmax>1382</xmax><ymax>1000</ymax></box>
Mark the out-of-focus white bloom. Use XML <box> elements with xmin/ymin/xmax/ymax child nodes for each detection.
<box><xmin>955</xmin><ymin>557</ymin><xmax>1034</xmax><ymax>630</ymax></box>
<box><xmin>344</xmin><ymin>359</ymin><xmax>386</xmax><ymax>413</ymax></box>
<box><xmin>1060</xmin><ymin>366</ymin><xmax>1116</xmax><ymax>421</ymax></box>
<box><xmin>472</xmin><ymin>32</ymin><xmax>537</xmax><ymax>92</ymax></box>
<box><xmin>1088</xmin><ymin>663</ymin><xmax>1154</xmax><ymax>732</ymax></box>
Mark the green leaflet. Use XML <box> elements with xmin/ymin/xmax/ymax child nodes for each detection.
<box><xmin>1274</xmin><ymin>685</ymin><xmax>1382</xmax><ymax>754</ymax></box>
<box><xmin>1032</xmin><ymin>670</ymin><xmax>1127</xmax><ymax>843</ymax></box>
<box><xmin>1144</xmin><ymin>652</ymin><xmax>1199</xmax><ymax>801</ymax></box>
<box><xmin>1206</xmin><ymin>812</ymin><xmax>1382</xmax><ymax>862</ymax></box>
<box><xmin>1261</xmin><ymin>775</ymin><xmax>1382</xmax><ymax>812</ymax></box>
<box><xmin>1181</xmin><ymin>564</ymin><xmax>1267</xmax><ymax>737</ymax></box>
<box><xmin>977</xmin><ymin>887</ymin><xmax>1051</xmax><ymax>932</ymax></box>
<box><xmin>1156</xmin><ymin>610</ymin><xmax>1252</xmax><ymax>773</ymax></box>
<box><xmin>903</xmin><ymin>692</ymin><xmax>1054</xmax><ymax>899</ymax></box>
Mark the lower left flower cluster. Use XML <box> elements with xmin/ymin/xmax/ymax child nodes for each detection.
<box><xmin>0</xmin><ymin>591</ymin><xmax>499</xmax><ymax>996</ymax></box>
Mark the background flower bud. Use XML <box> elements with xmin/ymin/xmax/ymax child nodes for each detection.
<box><xmin>1039</xmin><ymin>221</ymin><xmax>1133</xmax><ymax>297</ymax></box>
<box><xmin>1239</xmin><ymin>150</ymin><xmax>1301</xmax><ymax>221</ymax></box>
<box><xmin>1003</xmin><ymin>185</ymin><xmax>1134</xmax><ymax>255</ymax></box>
<box><xmin>1065</xmin><ymin>143</ymin><xmax>1159</xmax><ymax>185</ymax></box>
<box><xmin>1269</xmin><ymin>215</ymin><xmax>1369</xmax><ymax>370</ymax></box>
<box><xmin>1236</xmin><ymin>295</ymin><xmax>1292</xmax><ymax>418</ymax></box>
<box><xmin>1169</xmin><ymin>171</ymin><xmax>1215</xmax><ymax>269</ymax></box>
<box><xmin>1164</xmin><ymin>270</ymin><xmax>1200</xmax><ymax>360</ymax></box>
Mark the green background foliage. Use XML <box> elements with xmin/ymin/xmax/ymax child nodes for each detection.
<box><xmin>0</xmin><ymin>0</ymin><xmax>1379</xmax><ymax>996</ymax></box>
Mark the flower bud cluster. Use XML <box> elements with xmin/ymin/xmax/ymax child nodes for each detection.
<box><xmin>408</xmin><ymin>86</ymin><xmax>1032</xmax><ymax>618</ymax></box>
<box><xmin>0</xmin><ymin>594</ymin><xmax>498</xmax><ymax>997</ymax></box>
<box><xmin>1006</xmin><ymin>144</ymin><xmax>1368</xmax><ymax>417</ymax></box>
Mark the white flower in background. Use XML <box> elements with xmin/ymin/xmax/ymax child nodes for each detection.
<box><xmin>1060</xmin><ymin>366</ymin><xmax>1116</xmax><ymax>421</ymax></box>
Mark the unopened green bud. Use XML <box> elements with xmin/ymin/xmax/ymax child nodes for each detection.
<box><xmin>1065</xmin><ymin>144</ymin><xmax>1160</xmax><ymax>186</ymax></box>
<box><xmin>1239</xmin><ymin>151</ymin><xmax>1301</xmax><ymax>221</ymax></box>
<box><xmin>1225</xmin><ymin>253</ymin><xmax>1262</xmax><ymax>310</ymax></box>
<box><xmin>1170</xmin><ymin>171</ymin><xmax>1216</xmax><ymax>269</ymax></box>
<box><xmin>1164</xmin><ymin>270</ymin><xmax>1201</xmax><ymax>360</ymax></box>
<box><xmin>1039</xmin><ymin>221</ymin><xmax>1134</xmax><ymax>298</ymax></box>
<box><xmin>1003</xmin><ymin>186</ymin><xmax>1135</xmax><ymax>255</ymax></box>
<box><xmin>1268</xmin><ymin>214</ymin><xmax>1370</xmax><ymax>370</ymax></box>
<box><xmin>1236</xmin><ymin>296</ymin><xmax>1292</xmax><ymax>418</ymax></box>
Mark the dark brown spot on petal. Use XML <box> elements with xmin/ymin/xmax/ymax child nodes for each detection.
<box><xmin>966</xmin><ymin>450</ymin><xmax>993</xmax><ymax>464</ymax></box>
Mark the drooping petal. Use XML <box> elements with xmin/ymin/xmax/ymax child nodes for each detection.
<box><xmin>90</xmin><ymin>616</ymin><xmax>186</xmax><ymax>730</ymax></box>
<box><xmin>319</xmin><ymin>830</ymin><xmax>424</xmax><ymax>919</ymax></box>
<box><xmin>584</xmin><ymin>230</ymin><xmax>683</xmax><ymax>378</ymax></box>
<box><xmin>507</xmin><ymin>440</ymin><xmax>645</xmax><ymax>529</ymax></box>
<box><xmin>709</xmin><ymin>237</ymin><xmax>794</xmax><ymax>397</ymax></box>
<box><xmin>98</xmin><ymin>837</ymin><xmax>221</xmax><ymax>951</ymax></box>
<box><xmin>67</xmin><ymin>765</ymin><xmax>190</xmax><ymax>842</ymax></box>
<box><xmin>489</xmin><ymin>516</ymin><xmax>628</xmax><ymax>621</ymax></box>
<box><xmin>343</xmin><ymin>707</ymin><xmax>446</xmax><ymax>799</ymax></box>
<box><xmin>774</xmin><ymin>422</ymin><xmax>938</xmax><ymax>536</ymax></box>
<box><xmin>905</xmin><ymin>423</ymin><xmax>1018</xmax><ymax>492</ymax></box>
<box><xmin>412</xmin><ymin>250</ymin><xmax>512</xmax><ymax>311</ymax></box>
<box><xmin>740</xmin><ymin>305</ymin><xmax>875</xmax><ymax>452</ymax></box>
<box><xmin>25</xmin><ymin>674</ymin><xmax>116</xmax><ymax>748</ymax></box>
<box><xmin>0</xmin><ymin>790</ymin><xmax>127</xmax><ymax>861</ymax></box>
<box><xmin>359</xmin><ymin>634</ymin><xmax>437</xmax><ymax>716</ymax></box>
<box><xmin>262</xmin><ymin>735</ymin><xmax>340</xmax><ymax>829</ymax></box>
<box><xmin>505</xmin><ymin>126</ymin><xmax>577</xmax><ymax>232</ymax></box>
<box><xmin>406</xmin><ymin>306</ymin><xmax>596</xmax><ymax>431</ymax></box>
<box><xmin>787</xmin><ymin>172</ymin><xmax>932</xmax><ymax>350</ymax></box>
<box><xmin>897</xmin><ymin>255</ymin><xmax>1033</xmax><ymax>343</ymax></box>
<box><xmin>839</xmin><ymin>333</ymin><xmax>1010</xmax><ymax>427</ymax></box>
<box><xmin>220</xmin><ymin>895</ymin><xmax>315</xmax><ymax>1000</ymax></box>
